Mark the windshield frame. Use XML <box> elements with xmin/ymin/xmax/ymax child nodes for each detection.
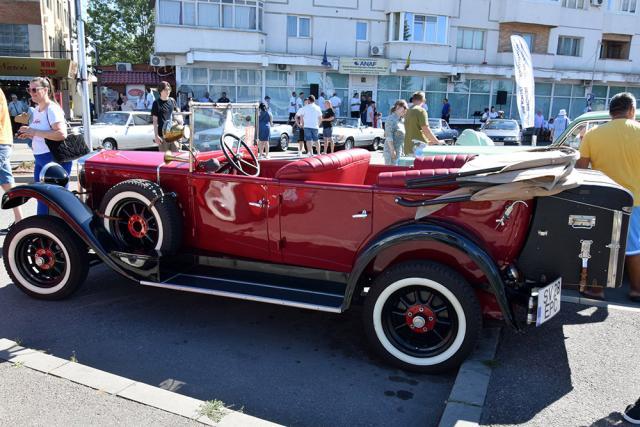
<box><xmin>96</xmin><ymin>112</ymin><xmax>130</xmax><ymax>126</ymax></box>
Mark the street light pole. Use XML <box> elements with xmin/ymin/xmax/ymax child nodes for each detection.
<box><xmin>75</xmin><ymin>0</ymin><xmax>92</xmax><ymax>149</ymax></box>
<box><xmin>93</xmin><ymin>42</ymin><xmax>102</xmax><ymax>118</ymax></box>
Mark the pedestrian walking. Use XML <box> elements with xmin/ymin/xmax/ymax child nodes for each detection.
<box><xmin>552</xmin><ymin>109</ymin><xmax>570</xmax><ymax>141</ymax></box>
<box><xmin>441</xmin><ymin>98</ymin><xmax>451</xmax><ymax>123</ymax></box>
<box><xmin>216</xmin><ymin>92</ymin><xmax>229</xmax><ymax>103</ymax></box>
<box><xmin>0</xmin><ymin>89</ymin><xmax>23</xmax><ymax>233</ymax></box>
<box><xmin>144</xmin><ymin>87</ymin><xmax>155</xmax><ymax>110</ymax></box>
<box><xmin>383</xmin><ymin>99</ymin><xmax>407</xmax><ymax>165</ymax></box>
<box><xmin>321</xmin><ymin>99</ymin><xmax>335</xmax><ymax>154</ymax></box>
<box><xmin>151</xmin><ymin>81</ymin><xmax>181</xmax><ymax>152</ymax></box>
<box><xmin>350</xmin><ymin>92</ymin><xmax>360</xmax><ymax>118</ymax></box>
<box><xmin>329</xmin><ymin>92</ymin><xmax>342</xmax><ymax>117</ymax></box>
<box><xmin>365</xmin><ymin>101</ymin><xmax>375</xmax><ymax>127</ymax></box>
<box><xmin>577</xmin><ymin>92</ymin><xmax>640</xmax><ymax>301</ymax></box>
<box><xmin>534</xmin><ymin>110</ymin><xmax>545</xmax><ymax>140</ymax></box>
<box><xmin>257</xmin><ymin>102</ymin><xmax>272</xmax><ymax>159</ymax></box>
<box><xmin>624</xmin><ymin>398</ymin><xmax>640</xmax><ymax>424</ymax></box>
<box><xmin>8</xmin><ymin>93</ymin><xmax>25</xmax><ymax>135</ymax></box>
<box><xmin>288</xmin><ymin>91</ymin><xmax>297</xmax><ymax>123</ymax></box>
<box><xmin>360</xmin><ymin>94</ymin><xmax>369</xmax><ymax>124</ymax></box>
<box><xmin>297</xmin><ymin>95</ymin><xmax>322</xmax><ymax>156</ymax></box>
<box><xmin>16</xmin><ymin>77</ymin><xmax>72</xmax><ymax>216</ymax></box>
<box><xmin>403</xmin><ymin>91</ymin><xmax>440</xmax><ymax>156</ymax></box>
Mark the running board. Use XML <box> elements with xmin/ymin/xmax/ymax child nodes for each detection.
<box><xmin>140</xmin><ymin>273</ymin><xmax>345</xmax><ymax>313</ymax></box>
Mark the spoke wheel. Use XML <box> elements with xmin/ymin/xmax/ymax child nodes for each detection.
<box><xmin>4</xmin><ymin>216</ymin><xmax>89</xmax><ymax>300</ymax></box>
<box><xmin>363</xmin><ymin>261</ymin><xmax>481</xmax><ymax>373</ymax></box>
<box><xmin>109</xmin><ymin>199</ymin><xmax>160</xmax><ymax>251</ymax></box>
<box><xmin>220</xmin><ymin>133</ymin><xmax>260</xmax><ymax>176</ymax></box>
<box><xmin>279</xmin><ymin>134</ymin><xmax>289</xmax><ymax>151</ymax></box>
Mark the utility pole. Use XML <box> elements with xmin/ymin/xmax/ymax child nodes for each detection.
<box><xmin>92</xmin><ymin>42</ymin><xmax>102</xmax><ymax>118</ymax></box>
<box><xmin>75</xmin><ymin>0</ymin><xmax>92</xmax><ymax>149</ymax></box>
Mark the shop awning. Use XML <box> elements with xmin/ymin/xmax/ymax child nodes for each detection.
<box><xmin>99</xmin><ymin>71</ymin><xmax>164</xmax><ymax>85</ymax></box>
<box><xmin>0</xmin><ymin>57</ymin><xmax>77</xmax><ymax>78</ymax></box>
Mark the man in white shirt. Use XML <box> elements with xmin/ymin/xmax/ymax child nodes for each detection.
<box><xmin>329</xmin><ymin>93</ymin><xmax>341</xmax><ymax>117</ymax></box>
<box><xmin>135</xmin><ymin>96</ymin><xmax>146</xmax><ymax>110</ymax></box>
<box><xmin>350</xmin><ymin>92</ymin><xmax>360</xmax><ymax>118</ymax></box>
<box><xmin>288</xmin><ymin>91</ymin><xmax>297</xmax><ymax>122</ymax></box>
<box><xmin>489</xmin><ymin>106</ymin><xmax>499</xmax><ymax>119</ymax></box>
<box><xmin>8</xmin><ymin>94</ymin><xmax>25</xmax><ymax>134</ymax></box>
<box><xmin>144</xmin><ymin>88</ymin><xmax>156</xmax><ymax>110</ymax></box>
<box><xmin>298</xmin><ymin>95</ymin><xmax>322</xmax><ymax>156</ymax></box>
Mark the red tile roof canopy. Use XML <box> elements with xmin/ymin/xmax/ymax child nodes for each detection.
<box><xmin>100</xmin><ymin>71</ymin><xmax>169</xmax><ymax>85</ymax></box>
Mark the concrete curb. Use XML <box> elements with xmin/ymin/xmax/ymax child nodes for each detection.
<box><xmin>438</xmin><ymin>327</ymin><xmax>501</xmax><ymax>427</ymax></box>
<box><xmin>561</xmin><ymin>294</ymin><xmax>640</xmax><ymax>313</ymax></box>
<box><xmin>0</xmin><ymin>338</ymin><xmax>281</xmax><ymax>426</ymax></box>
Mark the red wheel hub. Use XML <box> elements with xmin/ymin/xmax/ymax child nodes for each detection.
<box><xmin>127</xmin><ymin>214</ymin><xmax>148</xmax><ymax>238</ymax></box>
<box><xmin>34</xmin><ymin>248</ymin><xmax>55</xmax><ymax>270</ymax></box>
<box><xmin>405</xmin><ymin>305</ymin><xmax>437</xmax><ymax>334</ymax></box>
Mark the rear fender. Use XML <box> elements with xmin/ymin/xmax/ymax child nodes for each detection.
<box><xmin>346</xmin><ymin>222</ymin><xmax>519</xmax><ymax>330</ymax></box>
<box><xmin>2</xmin><ymin>184</ymin><xmax>156</xmax><ymax>282</ymax></box>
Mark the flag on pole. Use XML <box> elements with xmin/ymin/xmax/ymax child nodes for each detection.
<box><xmin>321</xmin><ymin>42</ymin><xmax>332</xmax><ymax>67</ymax></box>
<box><xmin>510</xmin><ymin>35</ymin><xmax>535</xmax><ymax>129</ymax></box>
<box><xmin>404</xmin><ymin>50</ymin><xmax>412</xmax><ymax>70</ymax></box>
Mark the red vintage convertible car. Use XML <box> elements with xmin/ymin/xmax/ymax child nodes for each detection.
<box><xmin>1</xmin><ymin>109</ymin><xmax>633</xmax><ymax>373</ymax></box>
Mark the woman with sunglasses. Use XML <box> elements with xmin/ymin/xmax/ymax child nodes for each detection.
<box><xmin>17</xmin><ymin>77</ymin><xmax>72</xmax><ymax>215</ymax></box>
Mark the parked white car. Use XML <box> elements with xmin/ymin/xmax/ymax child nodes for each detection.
<box><xmin>333</xmin><ymin>118</ymin><xmax>384</xmax><ymax>150</ymax></box>
<box><xmin>269</xmin><ymin>123</ymin><xmax>292</xmax><ymax>151</ymax></box>
<box><xmin>479</xmin><ymin>119</ymin><xmax>521</xmax><ymax>145</ymax></box>
<box><xmin>90</xmin><ymin>111</ymin><xmax>156</xmax><ymax>150</ymax></box>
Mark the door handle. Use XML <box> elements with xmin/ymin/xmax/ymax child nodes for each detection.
<box><xmin>248</xmin><ymin>199</ymin><xmax>266</xmax><ymax>208</ymax></box>
<box><xmin>352</xmin><ymin>210</ymin><xmax>368</xmax><ymax>219</ymax></box>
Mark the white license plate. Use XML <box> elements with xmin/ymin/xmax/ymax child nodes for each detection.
<box><xmin>536</xmin><ymin>278</ymin><xmax>562</xmax><ymax>327</ymax></box>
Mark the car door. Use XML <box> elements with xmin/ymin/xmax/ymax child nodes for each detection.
<box><xmin>127</xmin><ymin>114</ymin><xmax>154</xmax><ymax>149</ymax></box>
<box><xmin>276</xmin><ymin>183</ymin><xmax>373</xmax><ymax>271</ymax></box>
<box><xmin>189</xmin><ymin>173</ymin><xmax>273</xmax><ymax>261</ymax></box>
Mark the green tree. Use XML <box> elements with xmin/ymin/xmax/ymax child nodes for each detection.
<box><xmin>86</xmin><ymin>0</ymin><xmax>155</xmax><ymax>65</ymax></box>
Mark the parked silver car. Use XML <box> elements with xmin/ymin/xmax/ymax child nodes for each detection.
<box><xmin>333</xmin><ymin>118</ymin><xmax>384</xmax><ymax>150</ymax></box>
<box><xmin>90</xmin><ymin>111</ymin><xmax>156</xmax><ymax>150</ymax></box>
<box><xmin>479</xmin><ymin>119</ymin><xmax>521</xmax><ymax>145</ymax></box>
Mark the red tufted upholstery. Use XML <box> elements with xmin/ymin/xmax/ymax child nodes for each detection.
<box><xmin>275</xmin><ymin>149</ymin><xmax>371</xmax><ymax>184</ymax></box>
<box><xmin>413</xmin><ymin>154</ymin><xmax>476</xmax><ymax>170</ymax></box>
<box><xmin>377</xmin><ymin>168</ymin><xmax>461</xmax><ymax>187</ymax></box>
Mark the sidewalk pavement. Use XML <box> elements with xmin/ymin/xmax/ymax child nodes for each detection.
<box><xmin>0</xmin><ymin>339</ymin><xmax>280</xmax><ymax>426</ymax></box>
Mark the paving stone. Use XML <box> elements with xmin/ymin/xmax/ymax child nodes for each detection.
<box><xmin>117</xmin><ymin>381</ymin><xmax>203</xmax><ymax>420</ymax></box>
<box><xmin>10</xmin><ymin>351</ymin><xmax>68</xmax><ymax>373</ymax></box>
<box><xmin>438</xmin><ymin>401</ymin><xmax>482</xmax><ymax>427</ymax></box>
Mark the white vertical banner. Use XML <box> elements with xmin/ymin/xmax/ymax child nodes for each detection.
<box><xmin>510</xmin><ymin>35</ymin><xmax>535</xmax><ymax>129</ymax></box>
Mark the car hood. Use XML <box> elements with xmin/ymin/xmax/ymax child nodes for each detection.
<box><xmin>481</xmin><ymin>129</ymin><xmax>519</xmax><ymax>137</ymax></box>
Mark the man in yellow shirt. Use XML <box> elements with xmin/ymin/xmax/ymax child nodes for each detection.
<box><xmin>577</xmin><ymin>92</ymin><xmax>640</xmax><ymax>301</ymax></box>
<box><xmin>0</xmin><ymin>88</ymin><xmax>23</xmax><ymax>234</ymax></box>
<box><xmin>403</xmin><ymin>91</ymin><xmax>440</xmax><ymax>156</ymax></box>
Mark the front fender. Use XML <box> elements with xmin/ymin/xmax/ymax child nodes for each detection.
<box><xmin>345</xmin><ymin>222</ymin><xmax>519</xmax><ymax>330</ymax></box>
<box><xmin>2</xmin><ymin>184</ymin><xmax>152</xmax><ymax>282</ymax></box>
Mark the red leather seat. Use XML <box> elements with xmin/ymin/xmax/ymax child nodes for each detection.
<box><xmin>413</xmin><ymin>154</ymin><xmax>476</xmax><ymax>170</ymax></box>
<box><xmin>275</xmin><ymin>149</ymin><xmax>371</xmax><ymax>184</ymax></box>
<box><xmin>377</xmin><ymin>168</ymin><xmax>460</xmax><ymax>187</ymax></box>
<box><xmin>376</xmin><ymin>154</ymin><xmax>475</xmax><ymax>187</ymax></box>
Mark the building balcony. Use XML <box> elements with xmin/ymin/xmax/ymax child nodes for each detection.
<box><xmin>155</xmin><ymin>25</ymin><xmax>266</xmax><ymax>55</ymax></box>
<box><xmin>384</xmin><ymin>41</ymin><xmax>450</xmax><ymax>63</ymax></box>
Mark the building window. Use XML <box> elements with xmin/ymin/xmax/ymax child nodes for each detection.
<box><xmin>609</xmin><ymin>0</ymin><xmax>637</xmax><ymax>13</ymax></box>
<box><xmin>159</xmin><ymin>0</ymin><xmax>263</xmax><ymax>30</ymax></box>
<box><xmin>402</xmin><ymin>13</ymin><xmax>447</xmax><ymax>44</ymax></box>
<box><xmin>562</xmin><ymin>0</ymin><xmax>586</xmax><ymax>8</ymax></box>
<box><xmin>512</xmin><ymin>33</ymin><xmax>535</xmax><ymax>51</ymax></box>
<box><xmin>287</xmin><ymin>16</ymin><xmax>311</xmax><ymax>38</ymax></box>
<box><xmin>600</xmin><ymin>36</ymin><xmax>631</xmax><ymax>59</ymax></box>
<box><xmin>356</xmin><ymin>22</ymin><xmax>368</xmax><ymax>41</ymax></box>
<box><xmin>557</xmin><ymin>36</ymin><xmax>582</xmax><ymax>56</ymax></box>
<box><xmin>0</xmin><ymin>24</ymin><xmax>29</xmax><ymax>56</ymax></box>
<box><xmin>457</xmin><ymin>28</ymin><xmax>484</xmax><ymax>50</ymax></box>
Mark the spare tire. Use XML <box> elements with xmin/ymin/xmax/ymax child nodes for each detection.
<box><xmin>99</xmin><ymin>179</ymin><xmax>182</xmax><ymax>254</ymax></box>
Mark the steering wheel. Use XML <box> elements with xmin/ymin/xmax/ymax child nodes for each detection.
<box><xmin>220</xmin><ymin>133</ymin><xmax>260</xmax><ymax>177</ymax></box>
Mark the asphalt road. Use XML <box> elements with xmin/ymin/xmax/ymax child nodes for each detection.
<box><xmin>481</xmin><ymin>303</ymin><xmax>640</xmax><ymax>426</ymax></box>
<box><xmin>0</xmin><ymin>196</ymin><xmax>454</xmax><ymax>426</ymax></box>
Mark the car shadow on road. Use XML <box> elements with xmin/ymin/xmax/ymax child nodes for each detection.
<box><xmin>480</xmin><ymin>303</ymin><xmax>610</xmax><ymax>425</ymax></box>
<box><xmin>0</xmin><ymin>265</ymin><xmax>455</xmax><ymax>427</ymax></box>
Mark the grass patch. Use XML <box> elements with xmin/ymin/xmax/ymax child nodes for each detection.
<box><xmin>482</xmin><ymin>359</ymin><xmax>500</xmax><ymax>369</ymax></box>
<box><xmin>69</xmin><ymin>351</ymin><xmax>78</xmax><ymax>363</ymax></box>
<box><xmin>198</xmin><ymin>399</ymin><xmax>227</xmax><ymax>422</ymax></box>
<box><xmin>12</xmin><ymin>361</ymin><xmax>25</xmax><ymax>368</ymax></box>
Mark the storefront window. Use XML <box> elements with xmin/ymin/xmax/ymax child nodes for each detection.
<box><xmin>425</xmin><ymin>77</ymin><xmax>447</xmax><ymax>92</ymax></box>
<box><xmin>266</xmin><ymin>70</ymin><xmax>287</xmax><ymax>86</ymax></box>
<box><xmin>401</xmin><ymin>76</ymin><xmax>423</xmax><ymax>92</ymax></box>
<box><xmin>210</xmin><ymin>70</ymin><xmax>235</xmax><ymax>85</ymax></box>
<box><xmin>554</xmin><ymin>84</ymin><xmax>572</xmax><ymax>97</ymax></box>
<box><xmin>470</xmin><ymin>79</ymin><xmax>490</xmax><ymax>94</ymax></box>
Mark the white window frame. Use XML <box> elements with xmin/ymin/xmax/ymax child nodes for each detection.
<box><xmin>456</xmin><ymin>28</ymin><xmax>485</xmax><ymax>50</ymax></box>
<box><xmin>396</xmin><ymin>13</ymin><xmax>448</xmax><ymax>44</ymax></box>
<box><xmin>608</xmin><ymin>0</ymin><xmax>637</xmax><ymax>13</ymax></box>
<box><xmin>158</xmin><ymin>0</ymin><xmax>263</xmax><ymax>30</ymax></box>
<box><xmin>287</xmin><ymin>15</ymin><xmax>311</xmax><ymax>38</ymax></box>
<box><xmin>557</xmin><ymin>36</ymin><xmax>582</xmax><ymax>56</ymax></box>
<box><xmin>561</xmin><ymin>0</ymin><xmax>586</xmax><ymax>8</ymax></box>
<box><xmin>356</xmin><ymin>21</ymin><xmax>368</xmax><ymax>41</ymax></box>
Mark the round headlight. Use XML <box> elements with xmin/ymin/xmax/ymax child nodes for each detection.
<box><xmin>39</xmin><ymin>162</ymin><xmax>69</xmax><ymax>187</ymax></box>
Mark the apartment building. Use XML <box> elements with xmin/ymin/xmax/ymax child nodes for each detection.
<box><xmin>0</xmin><ymin>0</ymin><xmax>79</xmax><ymax>117</ymax></box>
<box><xmin>153</xmin><ymin>0</ymin><xmax>640</xmax><ymax>122</ymax></box>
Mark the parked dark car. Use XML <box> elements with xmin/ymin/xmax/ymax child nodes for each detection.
<box><xmin>429</xmin><ymin>118</ymin><xmax>459</xmax><ymax>143</ymax></box>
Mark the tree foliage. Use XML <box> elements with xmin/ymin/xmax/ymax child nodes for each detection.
<box><xmin>87</xmin><ymin>0</ymin><xmax>155</xmax><ymax>65</ymax></box>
